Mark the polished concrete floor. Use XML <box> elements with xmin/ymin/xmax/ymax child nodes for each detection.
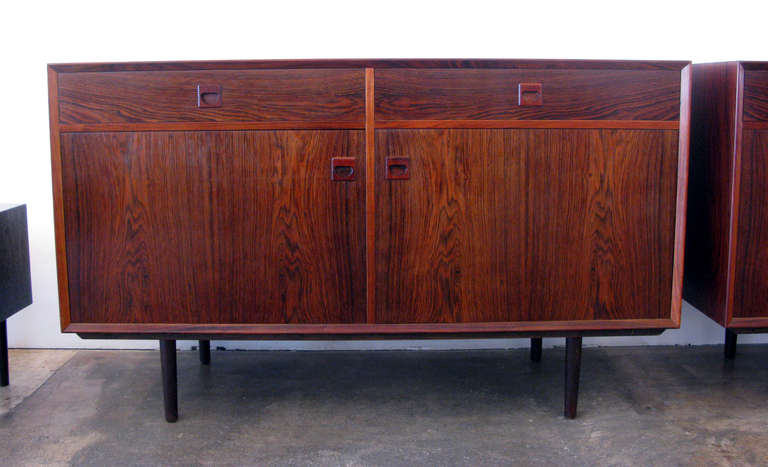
<box><xmin>0</xmin><ymin>345</ymin><xmax>767</xmax><ymax>466</ymax></box>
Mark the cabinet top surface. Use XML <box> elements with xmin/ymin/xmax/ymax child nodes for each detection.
<box><xmin>695</xmin><ymin>61</ymin><xmax>768</xmax><ymax>70</ymax></box>
<box><xmin>48</xmin><ymin>59</ymin><xmax>690</xmax><ymax>73</ymax></box>
<box><xmin>743</xmin><ymin>62</ymin><xmax>768</xmax><ymax>70</ymax></box>
<box><xmin>0</xmin><ymin>204</ymin><xmax>23</xmax><ymax>213</ymax></box>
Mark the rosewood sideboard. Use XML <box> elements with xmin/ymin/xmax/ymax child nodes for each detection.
<box><xmin>685</xmin><ymin>61</ymin><xmax>768</xmax><ymax>358</ymax></box>
<box><xmin>0</xmin><ymin>204</ymin><xmax>33</xmax><ymax>387</ymax></box>
<box><xmin>47</xmin><ymin>59</ymin><xmax>691</xmax><ymax>422</ymax></box>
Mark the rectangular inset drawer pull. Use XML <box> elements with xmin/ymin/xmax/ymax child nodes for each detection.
<box><xmin>331</xmin><ymin>157</ymin><xmax>356</xmax><ymax>181</ymax></box>
<box><xmin>197</xmin><ymin>84</ymin><xmax>222</xmax><ymax>108</ymax></box>
<box><xmin>518</xmin><ymin>83</ymin><xmax>543</xmax><ymax>106</ymax></box>
<box><xmin>386</xmin><ymin>157</ymin><xmax>410</xmax><ymax>180</ymax></box>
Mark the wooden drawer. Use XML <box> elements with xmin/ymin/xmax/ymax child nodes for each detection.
<box><xmin>57</xmin><ymin>69</ymin><xmax>365</xmax><ymax>124</ymax></box>
<box><xmin>375</xmin><ymin>69</ymin><xmax>681</xmax><ymax>121</ymax></box>
<box><xmin>744</xmin><ymin>70</ymin><xmax>768</xmax><ymax>121</ymax></box>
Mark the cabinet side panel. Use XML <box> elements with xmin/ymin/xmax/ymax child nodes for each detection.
<box><xmin>48</xmin><ymin>68</ymin><xmax>72</xmax><ymax>330</ymax></box>
<box><xmin>734</xmin><ymin>129</ymin><xmax>768</xmax><ymax>319</ymax></box>
<box><xmin>61</xmin><ymin>130</ymin><xmax>366</xmax><ymax>324</ymax></box>
<box><xmin>376</xmin><ymin>129</ymin><xmax>677</xmax><ymax>324</ymax></box>
<box><xmin>683</xmin><ymin>63</ymin><xmax>739</xmax><ymax>326</ymax></box>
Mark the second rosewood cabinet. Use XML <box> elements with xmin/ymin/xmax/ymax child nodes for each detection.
<box><xmin>685</xmin><ymin>62</ymin><xmax>768</xmax><ymax>358</ymax></box>
<box><xmin>48</xmin><ymin>59</ymin><xmax>691</xmax><ymax>422</ymax></box>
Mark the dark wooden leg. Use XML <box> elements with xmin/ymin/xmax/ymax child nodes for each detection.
<box><xmin>724</xmin><ymin>329</ymin><xmax>737</xmax><ymax>360</ymax></box>
<box><xmin>1</xmin><ymin>321</ymin><xmax>8</xmax><ymax>387</ymax></box>
<box><xmin>199</xmin><ymin>340</ymin><xmax>211</xmax><ymax>365</ymax></box>
<box><xmin>160</xmin><ymin>340</ymin><xmax>178</xmax><ymax>423</ymax></box>
<box><xmin>564</xmin><ymin>336</ymin><xmax>582</xmax><ymax>419</ymax></box>
<box><xmin>530</xmin><ymin>337</ymin><xmax>542</xmax><ymax>362</ymax></box>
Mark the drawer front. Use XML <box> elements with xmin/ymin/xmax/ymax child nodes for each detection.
<box><xmin>375</xmin><ymin>69</ymin><xmax>681</xmax><ymax>121</ymax></box>
<box><xmin>744</xmin><ymin>70</ymin><xmax>768</xmax><ymax>121</ymax></box>
<box><xmin>58</xmin><ymin>69</ymin><xmax>365</xmax><ymax>124</ymax></box>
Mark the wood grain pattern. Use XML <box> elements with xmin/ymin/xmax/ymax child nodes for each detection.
<box><xmin>58</xmin><ymin>69</ymin><xmax>365</xmax><ymax>124</ymax></box>
<box><xmin>49</xmin><ymin>60</ymin><xmax>688</xmax><ymax>337</ymax></box>
<box><xmin>375</xmin><ymin>129</ymin><xmax>679</xmax><ymax>324</ymax></box>
<box><xmin>60</xmin><ymin>122</ymin><xmax>365</xmax><ymax>132</ymax></box>
<box><xmin>684</xmin><ymin>62</ymin><xmax>768</xmax><ymax>331</ymax></box>
<box><xmin>683</xmin><ymin>62</ymin><xmax>743</xmax><ymax>327</ymax></box>
<box><xmin>670</xmin><ymin>65</ymin><xmax>692</xmax><ymax>327</ymax></box>
<box><xmin>65</xmin><ymin>320</ymin><xmax>676</xmax><ymax>337</ymax></box>
<box><xmin>743</xmin><ymin>121</ymin><xmax>768</xmax><ymax>129</ymax></box>
<box><xmin>365</xmin><ymin>68</ymin><xmax>376</xmax><ymax>323</ymax></box>
<box><xmin>49</xmin><ymin>59</ymin><xmax>690</xmax><ymax>74</ymax></box>
<box><xmin>60</xmin><ymin>130</ymin><xmax>366</xmax><ymax>324</ymax></box>
<box><xmin>374</xmin><ymin>120</ymin><xmax>679</xmax><ymax>129</ymax></box>
<box><xmin>48</xmin><ymin>66</ymin><xmax>71</xmax><ymax>330</ymax></box>
<box><xmin>734</xmin><ymin>129</ymin><xmax>768</xmax><ymax>318</ymax></box>
<box><xmin>743</xmin><ymin>70</ymin><xmax>768</xmax><ymax>121</ymax></box>
<box><xmin>727</xmin><ymin>318</ymin><xmax>768</xmax><ymax>330</ymax></box>
<box><xmin>375</xmin><ymin>69</ymin><xmax>681</xmax><ymax>121</ymax></box>
<box><xmin>741</xmin><ymin>63</ymin><xmax>768</xmax><ymax>71</ymax></box>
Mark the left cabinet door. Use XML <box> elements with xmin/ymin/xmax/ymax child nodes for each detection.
<box><xmin>60</xmin><ymin>130</ymin><xmax>366</xmax><ymax>324</ymax></box>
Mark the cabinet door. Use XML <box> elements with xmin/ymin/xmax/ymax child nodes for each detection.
<box><xmin>61</xmin><ymin>130</ymin><xmax>365</xmax><ymax>324</ymax></box>
<box><xmin>375</xmin><ymin>129</ymin><xmax>679</xmax><ymax>323</ymax></box>
<box><xmin>734</xmin><ymin>129</ymin><xmax>768</xmax><ymax>318</ymax></box>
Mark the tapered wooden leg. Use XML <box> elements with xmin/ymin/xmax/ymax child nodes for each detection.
<box><xmin>564</xmin><ymin>336</ymin><xmax>582</xmax><ymax>419</ymax></box>
<box><xmin>530</xmin><ymin>337</ymin><xmax>542</xmax><ymax>362</ymax></box>
<box><xmin>724</xmin><ymin>329</ymin><xmax>737</xmax><ymax>360</ymax></box>
<box><xmin>199</xmin><ymin>340</ymin><xmax>211</xmax><ymax>365</ymax></box>
<box><xmin>1</xmin><ymin>321</ymin><xmax>8</xmax><ymax>387</ymax></box>
<box><xmin>160</xmin><ymin>340</ymin><xmax>178</xmax><ymax>423</ymax></box>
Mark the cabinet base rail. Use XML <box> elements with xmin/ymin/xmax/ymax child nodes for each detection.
<box><xmin>156</xmin><ymin>336</ymin><xmax>586</xmax><ymax>422</ymax></box>
<box><xmin>77</xmin><ymin>327</ymin><xmax>665</xmax><ymax>341</ymax></box>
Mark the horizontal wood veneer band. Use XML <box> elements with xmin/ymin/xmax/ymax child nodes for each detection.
<box><xmin>742</xmin><ymin>121</ymin><xmax>768</xmax><ymax>129</ymax></box>
<box><xmin>59</xmin><ymin>122</ymin><xmax>366</xmax><ymax>132</ymax></box>
<box><xmin>49</xmin><ymin>59</ymin><xmax>690</xmax><ymax>73</ymax></box>
<box><xmin>60</xmin><ymin>120</ymin><xmax>680</xmax><ymax>133</ymax></box>
<box><xmin>727</xmin><ymin>317</ymin><xmax>768</xmax><ymax>329</ymax></box>
<box><xmin>66</xmin><ymin>319</ymin><xmax>679</xmax><ymax>336</ymax></box>
<box><xmin>375</xmin><ymin>120</ymin><xmax>680</xmax><ymax>129</ymax></box>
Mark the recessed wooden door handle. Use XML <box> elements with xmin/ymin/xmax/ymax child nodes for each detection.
<box><xmin>518</xmin><ymin>83</ymin><xmax>543</xmax><ymax>106</ymax></box>
<box><xmin>331</xmin><ymin>157</ymin><xmax>356</xmax><ymax>181</ymax></box>
<box><xmin>386</xmin><ymin>157</ymin><xmax>410</xmax><ymax>180</ymax></box>
<box><xmin>197</xmin><ymin>84</ymin><xmax>222</xmax><ymax>108</ymax></box>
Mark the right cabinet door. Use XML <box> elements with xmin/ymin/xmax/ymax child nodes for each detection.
<box><xmin>734</xmin><ymin>129</ymin><xmax>768</xmax><ymax>318</ymax></box>
<box><xmin>375</xmin><ymin>129</ymin><xmax>679</xmax><ymax>324</ymax></box>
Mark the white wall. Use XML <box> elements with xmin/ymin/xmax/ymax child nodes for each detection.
<box><xmin>1</xmin><ymin>0</ymin><xmax>766</xmax><ymax>351</ymax></box>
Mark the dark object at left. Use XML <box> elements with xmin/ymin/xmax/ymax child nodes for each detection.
<box><xmin>0</xmin><ymin>204</ymin><xmax>33</xmax><ymax>386</ymax></box>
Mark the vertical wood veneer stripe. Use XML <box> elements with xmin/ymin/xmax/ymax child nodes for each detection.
<box><xmin>47</xmin><ymin>67</ymin><xmax>71</xmax><ymax>330</ymax></box>
<box><xmin>365</xmin><ymin>68</ymin><xmax>376</xmax><ymax>324</ymax></box>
